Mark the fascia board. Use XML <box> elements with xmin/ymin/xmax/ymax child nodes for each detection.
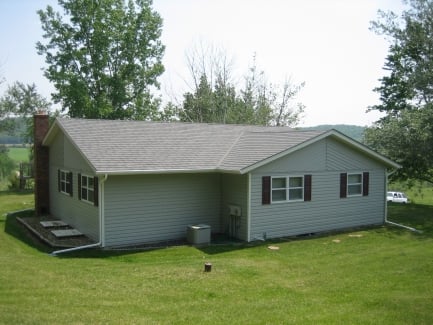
<box><xmin>95</xmin><ymin>168</ymin><xmax>242</xmax><ymax>176</ymax></box>
<box><xmin>240</xmin><ymin>129</ymin><xmax>401</xmax><ymax>174</ymax></box>
<box><xmin>43</xmin><ymin>118</ymin><xmax>98</xmax><ymax>174</ymax></box>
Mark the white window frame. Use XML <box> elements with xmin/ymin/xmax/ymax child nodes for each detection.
<box><xmin>347</xmin><ymin>172</ymin><xmax>363</xmax><ymax>197</ymax></box>
<box><xmin>59</xmin><ymin>170</ymin><xmax>71</xmax><ymax>196</ymax></box>
<box><xmin>271</xmin><ymin>175</ymin><xmax>304</xmax><ymax>203</ymax></box>
<box><xmin>80</xmin><ymin>174</ymin><xmax>95</xmax><ymax>204</ymax></box>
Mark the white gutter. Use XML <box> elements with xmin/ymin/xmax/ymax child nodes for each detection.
<box><xmin>384</xmin><ymin>169</ymin><xmax>422</xmax><ymax>234</ymax></box>
<box><xmin>51</xmin><ymin>174</ymin><xmax>108</xmax><ymax>256</ymax></box>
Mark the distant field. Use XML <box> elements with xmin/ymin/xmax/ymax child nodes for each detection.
<box><xmin>389</xmin><ymin>181</ymin><xmax>433</xmax><ymax>205</ymax></box>
<box><xmin>8</xmin><ymin>147</ymin><xmax>30</xmax><ymax>163</ymax></box>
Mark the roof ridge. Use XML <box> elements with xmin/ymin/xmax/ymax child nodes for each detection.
<box><xmin>216</xmin><ymin>128</ymin><xmax>247</xmax><ymax>169</ymax></box>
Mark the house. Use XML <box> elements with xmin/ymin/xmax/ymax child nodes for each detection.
<box><xmin>33</xmin><ymin>113</ymin><xmax>400</xmax><ymax>248</ymax></box>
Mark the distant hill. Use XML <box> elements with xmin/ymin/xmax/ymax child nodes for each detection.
<box><xmin>301</xmin><ymin>125</ymin><xmax>366</xmax><ymax>142</ymax></box>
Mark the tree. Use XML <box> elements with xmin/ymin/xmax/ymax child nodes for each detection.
<box><xmin>36</xmin><ymin>0</ymin><xmax>165</xmax><ymax>120</ymax></box>
<box><xmin>234</xmin><ymin>57</ymin><xmax>305</xmax><ymax>126</ymax></box>
<box><xmin>366</xmin><ymin>0</ymin><xmax>433</xmax><ymax>183</ymax></box>
<box><xmin>0</xmin><ymin>82</ymin><xmax>50</xmax><ymax>117</ymax></box>
<box><xmin>0</xmin><ymin>82</ymin><xmax>51</xmax><ymax>143</ymax></box>
<box><xmin>176</xmin><ymin>43</ymin><xmax>304</xmax><ymax>127</ymax></box>
<box><xmin>0</xmin><ymin>146</ymin><xmax>15</xmax><ymax>181</ymax></box>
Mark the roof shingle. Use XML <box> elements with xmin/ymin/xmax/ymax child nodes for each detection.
<box><xmin>47</xmin><ymin>118</ymin><xmax>327</xmax><ymax>174</ymax></box>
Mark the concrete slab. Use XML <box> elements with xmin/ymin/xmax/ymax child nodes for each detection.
<box><xmin>40</xmin><ymin>220</ymin><xmax>69</xmax><ymax>228</ymax></box>
<box><xmin>51</xmin><ymin>229</ymin><xmax>83</xmax><ymax>238</ymax></box>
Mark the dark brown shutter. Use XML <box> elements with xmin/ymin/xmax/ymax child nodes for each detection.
<box><xmin>57</xmin><ymin>169</ymin><xmax>61</xmax><ymax>192</ymax></box>
<box><xmin>363</xmin><ymin>172</ymin><xmax>369</xmax><ymax>196</ymax></box>
<box><xmin>340</xmin><ymin>173</ymin><xmax>347</xmax><ymax>198</ymax></box>
<box><xmin>68</xmin><ymin>172</ymin><xmax>73</xmax><ymax>197</ymax></box>
<box><xmin>304</xmin><ymin>174</ymin><xmax>312</xmax><ymax>201</ymax></box>
<box><xmin>93</xmin><ymin>176</ymin><xmax>99</xmax><ymax>207</ymax></box>
<box><xmin>78</xmin><ymin>173</ymin><xmax>82</xmax><ymax>200</ymax></box>
<box><xmin>262</xmin><ymin>176</ymin><xmax>271</xmax><ymax>205</ymax></box>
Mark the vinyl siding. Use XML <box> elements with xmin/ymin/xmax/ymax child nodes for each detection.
<box><xmin>49</xmin><ymin>133</ymin><xmax>99</xmax><ymax>240</ymax></box>
<box><xmin>256</xmin><ymin>139</ymin><xmax>327</xmax><ymax>173</ymax></box>
<box><xmin>249</xmin><ymin>138</ymin><xmax>386</xmax><ymax>240</ymax></box>
<box><xmin>326</xmin><ymin>139</ymin><xmax>383</xmax><ymax>170</ymax></box>
<box><xmin>103</xmin><ymin>173</ymin><xmax>221</xmax><ymax>247</ymax></box>
<box><xmin>220</xmin><ymin>174</ymin><xmax>248</xmax><ymax>240</ymax></box>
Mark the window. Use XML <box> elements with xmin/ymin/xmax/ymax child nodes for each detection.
<box><xmin>271</xmin><ymin>176</ymin><xmax>304</xmax><ymax>202</ymax></box>
<box><xmin>347</xmin><ymin>173</ymin><xmax>362</xmax><ymax>196</ymax></box>
<box><xmin>80</xmin><ymin>175</ymin><xmax>94</xmax><ymax>204</ymax></box>
<box><xmin>58</xmin><ymin>170</ymin><xmax>72</xmax><ymax>196</ymax></box>
<box><xmin>78</xmin><ymin>174</ymin><xmax>99</xmax><ymax>206</ymax></box>
<box><xmin>262</xmin><ymin>175</ymin><xmax>312</xmax><ymax>205</ymax></box>
<box><xmin>340</xmin><ymin>172</ymin><xmax>369</xmax><ymax>198</ymax></box>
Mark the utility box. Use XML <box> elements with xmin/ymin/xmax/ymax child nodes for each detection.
<box><xmin>187</xmin><ymin>224</ymin><xmax>211</xmax><ymax>245</ymax></box>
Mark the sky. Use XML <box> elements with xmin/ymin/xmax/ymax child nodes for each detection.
<box><xmin>0</xmin><ymin>0</ymin><xmax>405</xmax><ymax>127</ymax></box>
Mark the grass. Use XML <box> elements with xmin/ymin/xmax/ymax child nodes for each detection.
<box><xmin>1</xmin><ymin>191</ymin><xmax>433</xmax><ymax>324</ymax></box>
<box><xmin>7</xmin><ymin>147</ymin><xmax>30</xmax><ymax>163</ymax></box>
<box><xmin>389</xmin><ymin>181</ymin><xmax>433</xmax><ymax>205</ymax></box>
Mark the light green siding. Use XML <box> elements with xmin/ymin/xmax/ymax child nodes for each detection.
<box><xmin>103</xmin><ymin>173</ymin><xmax>221</xmax><ymax>247</ymax></box>
<box><xmin>221</xmin><ymin>174</ymin><xmax>248</xmax><ymax>241</ymax></box>
<box><xmin>249</xmin><ymin>138</ymin><xmax>386</xmax><ymax>240</ymax></box>
<box><xmin>48</xmin><ymin>133</ymin><xmax>99</xmax><ymax>241</ymax></box>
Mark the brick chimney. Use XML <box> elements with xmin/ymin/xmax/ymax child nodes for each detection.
<box><xmin>34</xmin><ymin>112</ymin><xmax>50</xmax><ymax>216</ymax></box>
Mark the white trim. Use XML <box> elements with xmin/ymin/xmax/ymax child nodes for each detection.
<box><xmin>59</xmin><ymin>169</ymin><xmax>72</xmax><ymax>196</ymax></box>
<box><xmin>346</xmin><ymin>172</ymin><xmax>363</xmax><ymax>197</ymax></box>
<box><xmin>241</xmin><ymin>129</ymin><xmax>401</xmax><ymax>174</ymax></box>
<box><xmin>95</xmin><ymin>168</ymin><xmax>243</xmax><ymax>176</ymax></box>
<box><xmin>43</xmin><ymin>119</ymin><xmax>98</xmax><ymax>174</ymax></box>
<box><xmin>270</xmin><ymin>175</ymin><xmax>305</xmax><ymax>203</ymax></box>
<box><xmin>80</xmin><ymin>174</ymin><xmax>95</xmax><ymax>205</ymax></box>
<box><xmin>247</xmin><ymin>173</ymin><xmax>251</xmax><ymax>242</ymax></box>
<box><xmin>99</xmin><ymin>174</ymin><xmax>108</xmax><ymax>247</ymax></box>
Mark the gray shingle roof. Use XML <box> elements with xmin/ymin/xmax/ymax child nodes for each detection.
<box><xmin>46</xmin><ymin>118</ymin><xmax>328</xmax><ymax>174</ymax></box>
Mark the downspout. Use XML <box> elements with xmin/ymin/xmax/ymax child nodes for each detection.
<box><xmin>246</xmin><ymin>173</ymin><xmax>251</xmax><ymax>242</ymax></box>
<box><xmin>384</xmin><ymin>169</ymin><xmax>421</xmax><ymax>233</ymax></box>
<box><xmin>51</xmin><ymin>174</ymin><xmax>108</xmax><ymax>255</ymax></box>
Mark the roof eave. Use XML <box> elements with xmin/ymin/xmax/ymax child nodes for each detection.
<box><xmin>42</xmin><ymin>118</ymin><xmax>98</xmax><ymax>174</ymax></box>
<box><xmin>95</xmin><ymin>168</ymin><xmax>242</xmax><ymax>176</ymax></box>
<box><xmin>240</xmin><ymin>129</ymin><xmax>401</xmax><ymax>174</ymax></box>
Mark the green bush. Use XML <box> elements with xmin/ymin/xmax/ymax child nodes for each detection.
<box><xmin>7</xmin><ymin>172</ymin><xmax>20</xmax><ymax>191</ymax></box>
<box><xmin>0</xmin><ymin>147</ymin><xmax>15</xmax><ymax>180</ymax></box>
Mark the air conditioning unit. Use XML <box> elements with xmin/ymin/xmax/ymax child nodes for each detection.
<box><xmin>187</xmin><ymin>224</ymin><xmax>211</xmax><ymax>245</ymax></box>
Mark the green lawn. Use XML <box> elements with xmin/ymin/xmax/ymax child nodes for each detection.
<box><xmin>7</xmin><ymin>147</ymin><xmax>30</xmax><ymax>163</ymax></box>
<box><xmin>389</xmin><ymin>181</ymin><xmax>433</xmax><ymax>205</ymax></box>
<box><xmin>1</xmin><ymin>191</ymin><xmax>433</xmax><ymax>324</ymax></box>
